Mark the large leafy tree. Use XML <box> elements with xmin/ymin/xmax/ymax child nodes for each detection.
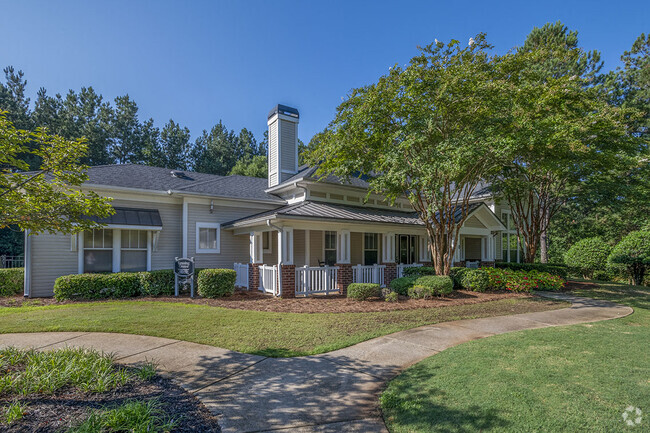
<box><xmin>0</xmin><ymin>112</ymin><xmax>113</xmax><ymax>234</ymax></box>
<box><xmin>309</xmin><ymin>35</ymin><xmax>512</xmax><ymax>275</ymax></box>
<box><xmin>490</xmin><ymin>23</ymin><xmax>638</xmax><ymax>263</ymax></box>
<box><xmin>229</xmin><ymin>155</ymin><xmax>267</xmax><ymax>178</ymax></box>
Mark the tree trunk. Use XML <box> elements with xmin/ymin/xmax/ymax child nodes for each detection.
<box><xmin>540</xmin><ymin>208</ymin><xmax>549</xmax><ymax>263</ymax></box>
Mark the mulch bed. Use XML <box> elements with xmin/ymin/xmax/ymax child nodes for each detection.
<box><xmin>1</xmin><ymin>374</ymin><xmax>220</xmax><ymax>432</ymax></box>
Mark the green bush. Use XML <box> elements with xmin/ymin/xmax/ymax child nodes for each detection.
<box><xmin>408</xmin><ymin>276</ymin><xmax>453</xmax><ymax>299</ymax></box>
<box><xmin>608</xmin><ymin>230</ymin><xmax>650</xmax><ymax>286</ymax></box>
<box><xmin>459</xmin><ymin>269</ymin><xmax>491</xmax><ymax>292</ymax></box>
<box><xmin>592</xmin><ymin>270</ymin><xmax>614</xmax><ymax>282</ymax></box>
<box><xmin>139</xmin><ymin>269</ymin><xmax>175</xmax><ymax>296</ymax></box>
<box><xmin>384</xmin><ymin>291</ymin><xmax>399</xmax><ymax>302</ymax></box>
<box><xmin>449</xmin><ymin>267</ymin><xmax>469</xmax><ymax>290</ymax></box>
<box><xmin>389</xmin><ymin>276</ymin><xmax>417</xmax><ymax>296</ymax></box>
<box><xmin>495</xmin><ymin>262</ymin><xmax>568</xmax><ymax>279</ymax></box>
<box><xmin>0</xmin><ymin>268</ymin><xmax>23</xmax><ymax>297</ymax></box>
<box><xmin>402</xmin><ymin>266</ymin><xmax>435</xmax><ymax>277</ymax></box>
<box><xmin>347</xmin><ymin>283</ymin><xmax>382</xmax><ymax>300</ymax></box>
<box><xmin>196</xmin><ymin>269</ymin><xmax>236</xmax><ymax>298</ymax></box>
<box><xmin>53</xmin><ymin>273</ymin><xmax>142</xmax><ymax>300</ymax></box>
<box><xmin>564</xmin><ymin>237</ymin><xmax>612</xmax><ymax>279</ymax></box>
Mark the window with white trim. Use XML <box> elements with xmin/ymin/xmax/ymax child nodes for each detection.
<box><xmin>324</xmin><ymin>231</ymin><xmax>337</xmax><ymax>266</ymax></box>
<box><xmin>121</xmin><ymin>230</ymin><xmax>147</xmax><ymax>272</ymax></box>
<box><xmin>501</xmin><ymin>211</ymin><xmax>521</xmax><ymax>263</ymax></box>
<box><xmin>196</xmin><ymin>223</ymin><xmax>220</xmax><ymax>253</ymax></box>
<box><xmin>364</xmin><ymin>233</ymin><xmax>378</xmax><ymax>265</ymax></box>
<box><xmin>83</xmin><ymin>229</ymin><xmax>113</xmax><ymax>273</ymax></box>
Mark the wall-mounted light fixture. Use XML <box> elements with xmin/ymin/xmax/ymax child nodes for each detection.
<box><xmin>210</xmin><ymin>200</ymin><xmax>214</xmax><ymax>214</ymax></box>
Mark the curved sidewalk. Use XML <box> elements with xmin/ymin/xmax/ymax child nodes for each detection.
<box><xmin>0</xmin><ymin>293</ymin><xmax>632</xmax><ymax>433</ymax></box>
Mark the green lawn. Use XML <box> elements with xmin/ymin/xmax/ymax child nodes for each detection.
<box><xmin>381</xmin><ymin>282</ymin><xmax>649</xmax><ymax>433</ymax></box>
<box><xmin>0</xmin><ymin>297</ymin><xmax>563</xmax><ymax>357</ymax></box>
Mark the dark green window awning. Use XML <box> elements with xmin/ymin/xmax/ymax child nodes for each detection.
<box><xmin>87</xmin><ymin>207</ymin><xmax>163</xmax><ymax>229</ymax></box>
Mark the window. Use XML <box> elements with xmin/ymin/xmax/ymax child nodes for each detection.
<box><xmin>364</xmin><ymin>233</ymin><xmax>378</xmax><ymax>265</ymax></box>
<box><xmin>501</xmin><ymin>211</ymin><xmax>520</xmax><ymax>263</ymax></box>
<box><xmin>324</xmin><ymin>231</ymin><xmax>337</xmax><ymax>265</ymax></box>
<box><xmin>196</xmin><ymin>223</ymin><xmax>220</xmax><ymax>253</ymax></box>
<box><xmin>83</xmin><ymin>229</ymin><xmax>113</xmax><ymax>273</ymax></box>
<box><xmin>396</xmin><ymin>234</ymin><xmax>417</xmax><ymax>264</ymax></box>
<box><xmin>121</xmin><ymin>230</ymin><xmax>147</xmax><ymax>272</ymax></box>
<box><xmin>262</xmin><ymin>231</ymin><xmax>272</xmax><ymax>254</ymax></box>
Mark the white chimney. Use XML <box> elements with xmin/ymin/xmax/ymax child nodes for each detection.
<box><xmin>267</xmin><ymin>104</ymin><xmax>299</xmax><ymax>188</ymax></box>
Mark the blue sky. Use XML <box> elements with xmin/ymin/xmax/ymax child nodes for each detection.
<box><xmin>1</xmin><ymin>0</ymin><xmax>648</xmax><ymax>144</ymax></box>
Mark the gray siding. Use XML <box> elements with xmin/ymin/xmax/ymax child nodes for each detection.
<box><xmin>309</xmin><ymin>230</ymin><xmax>323</xmax><ymax>266</ymax></box>
<box><xmin>464</xmin><ymin>215</ymin><xmax>487</xmax><ymax>228</ymax></box>
<box><xmin>29</xmin><ymin>233</ymin><xmax>78</xmax><ymax>297</ymax></box>
<box><xmin>187</xmin><ymin>203</ymin><xmax>253</xmax><ymax>269</ymax></box>
<box><xmin>294</xmin><ymin>229</ymin><xmax>305</xmax><ymax>267</ymax></box>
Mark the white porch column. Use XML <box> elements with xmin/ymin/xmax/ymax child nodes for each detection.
<box><xmin>250</xmin><ymin>231</ymin><xmax>263</xmax><ymax>264</ymax></box>
<box><xmin>279</xmin><ymin>227</ymin><xmax>294</xmax><ymax>265</ymax></box>
<box><xmin>304</xmin><ymin>229</ymin><xmax>310</xmax><ymax>267</ymax></box>
<box><xmin>337</xmin><ymin>230</ymin><xmax>351</xmax><ymax>264</ymax></box>
<box><xmin>23</xmin><ymin>229</ymin><xmax>31</xmax><ymax>297</ymax></box>
<box><xmin>112</xmin><ymin>229</ymin><xmax>121</xmax><ymax>273</ymax></box>
<box><xmin>481</xmin><ymin>237</ymin><xmax>487</xmax><ymax>261</ymax></box>
<box><xmin>382</xmin><ymin>232</ymin><xmax>395</xmax><ymax>263</ymax></box>
<box><xmin>78</xmin><ymin>231</ymin><xmax>84</xmax><ymax>274</ymax></box>
<box><xmin>147</xmin><ymin>231</ymin><xmax>152</xmax><ymax>271</ymax></box>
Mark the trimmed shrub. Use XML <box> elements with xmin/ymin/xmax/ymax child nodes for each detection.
<box><xmin>408</xmin><ymin>276</ymin><xmax>453</xmax><ymax>299</ymax></box>
<box><xmin>527</xmin><ymin>271</ymin><xmax>565</xmax><ymax>291</ymax></box>
<box><xmin>449</xmin><ymin>267</ymin><xmax>469</xmax><ymax>290</ymax></box>
<box><xmin>347</xmin><ymin>283</ymin><xmax>382</xmax><ymax>300</ymax></box>
<box><xmin>592</xmin><ymin>270</ymin><xmax>614</xmax><ymax>282</ymax></box>
<box><xmin>197</xmin><ymin>269</ymin><xmax>236</xmax><ymax>298</ymax></box>
<box><xmin>389</xmin><ymin>276</ymin><xmax>417</xmax><ymax>296</ymax></box>
<box><xmin>495</xmin><ymin>262</ymin><xmax>568</xmax><ymax>279</ymax></box>
<box><xmin>53</xmin><ymin>273</ymin><xmax>142</xmax><ymax>300</ymax></box>
<box><xmin>402</xmin><ymin>266</ymin><xmax>435</xmax><ymax>277</ymax></box>
<box><xmin>384</xmin><ymin>291</ymin><xmax>399</xmax><ymax>302</ymax></box>
<box><xmin>608</xmin><ymin>230</ymin><xmax>650</xmax><ymax>286</ymax></box>
<box><xmin>459</xmin><ymin>269</ymin><xmax>491</xmax><ymax>292</ymax></box>
<box><xmin>0</xmin><ymin>268</ymin><xmax>24</xmax><ymax>297</ymax></box>
<box><xmin>139</xmin><ymin>269</ymin><xmax>175</xmax><ymax>296</ymax></box>
<box><xmin>564</xmin><ymin>237</ymin><xmax>612</xmax><ymax>279</ymax></box>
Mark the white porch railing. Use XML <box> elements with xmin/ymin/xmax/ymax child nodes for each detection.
<box><xmin>397</xmin><ymin>263</ymin><xmax>423</xmax><ymax>278</ymax></box>
<box><xmin>352</xmin><ymin>264</ymin><xmax>386</xmax><ymax>287</ymax></box>
<box><xmin>259</xmin><ymin>264</ymin><xmax>280</xmax><ymax>296</ymax></box>
<box><xmin>295</xmin><ymin>266</ymin><xmax>338</xmax><ymax>296</ymax></box>
<box><xmin>0</xmin><ymin>255</ymin><xmax>24</xmax><ymax>269</ymax></box>
<box><xmin>234</xmin><ymin>263</ymin><xmax>248</xmax><ymax>288</ymax></box>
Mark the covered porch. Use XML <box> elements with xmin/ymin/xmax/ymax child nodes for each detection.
<box><xmin>224</xmin><ymin>201</ymin><xmax>505</xmax><ymax>297</ymax></box>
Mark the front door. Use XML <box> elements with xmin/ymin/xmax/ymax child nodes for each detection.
<box><xmin>396</xmin><ymin>235</ymin><xmax>417</xmax><ymax>264</ymax></box>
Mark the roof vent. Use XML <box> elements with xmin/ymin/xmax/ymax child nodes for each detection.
<box><xmin>170</xmin><ymin>170</ymin><xmax>190</xmax><ymax>179</ymax></box>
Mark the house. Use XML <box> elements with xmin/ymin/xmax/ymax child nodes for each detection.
<box><xmin>23</xmin><ymin>104</ymin><xmax>520</xmax><ymax>298</ymax></box>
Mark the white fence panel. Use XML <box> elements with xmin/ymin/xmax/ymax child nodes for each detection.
<box><xmin>295</xmin><ymin>266</ymin><xmax>338</xmax><ymax>296</ymax></box>
<box><xmin>352</xmin><ymin>264</ymin><xmax>386</xmax><ymax>287</ymax></box>
<box><xmin>397</xmin><ymin>263</ymin><xmax>423</xmax><ymax>278</ymax></box>
<box><xmin>259</xmin><ymin>265</ymin><xmax>280</xmax><ymax>296</ymax></box>
<box><xmin>234</xmin><ymin>263</ymin><xmax>249</xmax><ymax>289</ymax></box>
<box><xmin>0</xmin><ymin>255</ymin><xmax>24</xmax><ymax>269</ymax></box>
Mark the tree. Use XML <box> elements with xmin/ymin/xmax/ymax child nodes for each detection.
<box><xmin>308</xmin><ymin>35</ymin><xmax>511</xmax><ymax>275</ymax></box>
<box><xmin>110</xmin><ymin>95</ymin><xmax>142</xmax><ymax>164</ymax></box>
<box><xmin>490</xmin><ymin>24</ymin><xmax>638</xmax><ymax>263</ymax></box>
<box><xmin>229</xmin><ymin>155</ymin><xmax>267</xmax><ymax>178</ymax></box>
<box><xmin>190</xmin><ymin>121</ymin><xmax>238</xmax><ymax>175</ymax></box>
<box><xmin>564</xmin><ymin>237</ymin><xmax>612</xmax><ymax>279</ymax></box>
<box><xmin>608</xmin><ymin>230</ymin><xmax>650</xmax><ymax>286</ymax></box>
<box><xmin>0</xmin><ymin>112</ymin><xmax>113</xmax><ymax>234</ymax></box>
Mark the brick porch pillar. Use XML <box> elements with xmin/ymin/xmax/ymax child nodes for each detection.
<box><xmin>336</xmin><ymin>263</ymin><xmax>352</xmax><ymax>296</ymax></box>
<box><xmin>280</xmin><ymin>264</ymin><xmax>296</xmax><ymax>298</ymax></box>
<box><xmin>383</xmin><ymin>262</ymin><xmax>397</xmax><ymax>287</ymax></box>
<box><xmin>249</xmin><ymin>263</ymin><xmax>260</xmax><ymax>291</ymax></box>
<box><xmin>480</xmin><ymin>261</ymin><xmax>495</xmax><ymax>268</ymax></box>
<box><xmin>455</xmin><ymin>260</ymin><xmax>466</xmax><ymax>268</ymax></box>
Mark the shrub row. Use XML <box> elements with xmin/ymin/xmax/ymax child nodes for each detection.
<box><xmin>401</xmin><ymin>266</ymin><xmax>436</xmax><ymax>277</ymax></box>
<box><xmin>53</xmin><ymin>268</ymin><xmax>236</xmax><ymax>300</ymax></box>
<box><xmin>456</xmin><ymin>267</ymin><xmax>565</xmax><ymax>292</ymax></box>
<box><xmin>0</xmin><ymin>268</ymin><xmax>24</xmax><ymax>297</ymax></box>
<box><xmin>387</xmin><ymin>275</ymin><xmax>453</xmax><ymax>299</ymax></box>
<box><xmin>347</xmin><ymin>283</ymin><xmax>382</xmax><ymax>300</ymax></box>
<box><xmin>495</xmin><ymin>262</ymin><xmax>568</xmax><ymax>279</ymax></box>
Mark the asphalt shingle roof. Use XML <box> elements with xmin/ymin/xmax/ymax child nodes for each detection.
<box><xmin>82</xmin><ymin>164</ymin><xmax>284</xmax><ymax>202</ymax></box>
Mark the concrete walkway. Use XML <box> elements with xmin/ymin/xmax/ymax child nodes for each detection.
<box><xmin>0</xmin><ymin>293</ymin><xmax>632</xmax><ymax>433</ymax></box>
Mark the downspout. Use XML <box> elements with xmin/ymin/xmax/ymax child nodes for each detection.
<box><xmin>266</xmin><ymin>219</ymin><xmax>283</xmax><ymax>296</ymax></box>
<box><xmin>23</xmin><ymin>230</ymin><xmax>31</xmax><ymax>297</ymax></box>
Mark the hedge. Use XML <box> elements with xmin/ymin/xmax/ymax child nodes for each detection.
<box><xmin>608</xmin><ymin>230</ymin><xmax>650</xmax><ymax>286</ymax></box>
<box><xmin>197</xmin><ymin>269</ymin><xmax>236</xmax><ymax>298</ymax></box>
<box><xmin>495</xmin><ymin>262</ymin><xmax>568</xmax><ymax>279</ymax></box>
<box><xmin>408</xmin><ymin>276</ymin><xmax>453</xmax><ymax>299</ymax></box>
<box><xmin>0</xmin><ymin>268</ymin><xmax>24</xmax><ymax>297</ymax></box>
<box><xmin>564</xmin><ymin>237</ymin><xmax>612</xmax><ymax>279</ymax></box>
<box><xmin>54</xmin><ymin>273</ymin><xmax>142</xmax><ymax>300</ymax></box>
<box><xmin>389</xmin><ymin>276</ymin><xmax>417</xmax><ymax>296</ymax></box>
<box><xmin>402</xmin><ymin>266</ymin><xmax>436</xmax><ymax>277</ymax></box>
<box><xmin>139</xmin><ymin>269</ymin><xmax>176</xmax><ymax>296</ymax></box>
<box><xmin>460</xmin><ymin>269</ymin><xmax>490</xmax><ymax>292</ymax></box>
<box><xmin>449</xmin><ymin>267</ymin><xmax>469</xmax><ymax>290</ymax></box>
<box><xmin>347</xmin><ymin>283</ymin><xmax>382</xmax><ymax>300</ymax></box>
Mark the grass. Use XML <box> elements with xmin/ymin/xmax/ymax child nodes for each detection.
<box><xmin>380</xmin><ymin>282</ymin><xmax>649</xmax><ymax>433</ymax></box>
<box><xmin>2</xmin><ymin>400</ymin><xmax>27</xmax><ymax>424</ymax></box>
<box><xmin>0</xmin><ymin>297</ymin><xmax>565</xmax><ymax>357</ymax></box>
<box><xmin>68</xmin><ymin>399</ymin><xmax>177</xmax><ymax>433</ymax></box>
<box><xmin>0</xmin><ymin>347</ymin><xmax>155</xmax><ymax>396</ymax></box>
